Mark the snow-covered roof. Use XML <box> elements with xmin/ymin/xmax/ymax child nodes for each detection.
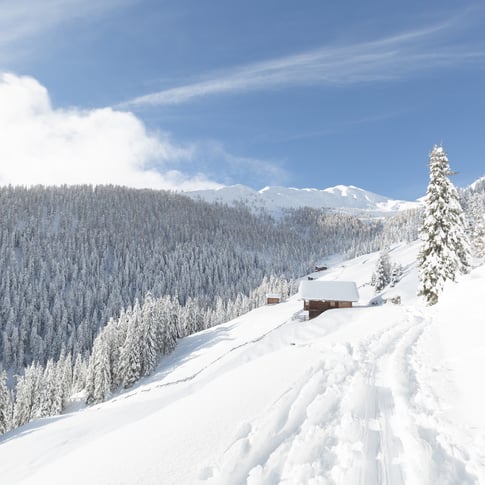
<box><xmin>298</xmin><ymin>280</ymin><xmax>359</xmax><ymax>302</ymax></box>
<box><xmin>266</xmin><ymin>293</ymin><xmax>282</xmax><ymax>299</ymax></box>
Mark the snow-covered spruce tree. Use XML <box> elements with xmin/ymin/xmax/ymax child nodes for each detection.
<box><xmin>72</xmin><ymin>354</ymin><xmax>88</xmax><ymax>393</ymax></box>
<box><xmin>35</xmin><ymin>359</ymin><xmax>63</xmax><ymax>418</ymax></box>
<box><xmin>139</xmin><ymin>293</ymin><xmax>159</xmax><ymax>377</ymax></box>
<box><xmin>472</xmin><ymin>214</ymin><xmax>485</xmax><ymax>257</ymax></box>
<box><xmin>86</xmin><ymin>331</ymin><xmax>112</xmax><ymax>404</ymax></box>
<box><xmin>58</xmin><ymin>352</ymin><xmax>73</xmax><ymax>406</ymax></box>
<box><xmin>467</xmin><ymin>192</ymin><xmax>485</xmax><ymax>257</ymax></box>
<box><xmin>154</xmin><ymin>296</ymin><xmax>178</xmax><ymax>356</ymax></box>
<box><xmin>12</xmin><ymin>364</ymin><xmax>41</xmax><ymax>428</ymax></box>
<box><xmin>418</xmin><ymin>145</ymin><xmax>470</xmax><ymax>305</ymax></box>
<box><xmin>118</xmin><ymin>304</ymin><xmax>143</xmax><ymax>389</ymax></box>
<box><xmin>390</xmin><ymin>262</ymin><xmax>403</xmax><ymax>287</ymax></box>
<box><xmin>372</xmin><ymin>250</ymin><xmax>392</xmax><ymax>292</ymax></box>
<box><xmin>0</xmin><ymin>370</ymin><xmax>12</xmax><ymax>434</ymax></box>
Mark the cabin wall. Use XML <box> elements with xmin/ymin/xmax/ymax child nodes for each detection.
<box><xmin>267</xmin><ymin>297</ymin><xmax>281</xmax><ymax>304</ymax></box>
<box><xmin>337</xmin><ymin>301</ymin><xmax>352</xmax><ymax>308</ymax></box>
<box><xmin>304</xmin><ymin>300</ymin><xmax>330</xmax><ymax>311</ymax></box>
<box><xmin>304</xmin><ymin>299</ymin><xmax>353</xmax><ymax>319</ymax></box>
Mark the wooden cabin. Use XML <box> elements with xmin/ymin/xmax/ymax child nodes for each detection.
<box><xmin>298</xmin><ymin>280</ymin><xmax>359</xmax><ymax>319</ymax></box>
<box><xmin>266</xmin><ymin>293</ymin><xmax>282</xmax><ymax>305</ymax></box>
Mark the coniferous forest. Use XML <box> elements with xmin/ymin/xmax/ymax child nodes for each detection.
<box><xmin>5</xmin><ymin>180</ymin><xmax>481</xmax><ymax>433</ymax></box>
<box><xmin>0</xmin><ymin>185</ymin><xmax>421</xmax><ymax>372</ymax></box>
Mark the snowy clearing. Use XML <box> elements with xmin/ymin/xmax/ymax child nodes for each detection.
<box><xmin>0</xmin><ymin>242</ymin><xmax>484</xmax><ymax>485</ymax></box>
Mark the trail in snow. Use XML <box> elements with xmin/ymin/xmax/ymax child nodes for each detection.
<box><xmin>200</xmin><ymin>314</ymin><xmax>417</xmax><ymax>484</ymax></box>
<box><xmin>391</xmin><ymin>311</ymin><xmax>484</xmax><ymax>485</ymax></box>
<box><xmin>201</xmin><ymin>307</ymin><xmax>481</xmax><ymax>485</ymax></box>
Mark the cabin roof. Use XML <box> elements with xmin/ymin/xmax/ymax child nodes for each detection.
<box><xmin>298</xmin><ymin>280</ymin><xmax>359</xmax><ymax>302</ymax></box>
<box><xmin>266</xmin><ymin>293</ymin><xmax>282</xmax><ymax>299</ymax></box>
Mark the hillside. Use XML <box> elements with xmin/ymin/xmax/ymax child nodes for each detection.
<box><xmin>2</xmin><ymin>185</ymin><xmax>406</xmax><ymax>370</ymax></box>
<box><xmin>1</xmin><ymin>242</ymin><xmax>483</xmax><ymax>484</ymax></box>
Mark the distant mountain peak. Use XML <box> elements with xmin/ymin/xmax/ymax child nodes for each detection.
<box><xmin>187</xmin><ymin>184</ymin><xmax>420</xmax><ymax>217</ymax></box>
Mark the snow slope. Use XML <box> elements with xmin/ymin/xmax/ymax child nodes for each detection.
<box><xmin>1</xmin><ymin>243</ymin><xmax>484</xmax><ymax>485</ymax></box>
<box><xmin>188</xmin><ymin>184</ymin><xmax>420</xmax><ymax>217</ymax></box>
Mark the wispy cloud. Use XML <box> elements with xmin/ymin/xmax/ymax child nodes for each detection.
<box><xmin>184</xmin><ymin>141</ymin><xmax>289</xmax><ymax>187</ymax></box>
<box><xmin>120</xmin><ymin>18</ymin><xmax>485</xmax><ymax>108</ymax></box>
<box><xmin>0</xmin><ymin>0</ymin><xmax>136</xmax><ymax>62</ymax></box>
<box><xmin>282</xmin><ymin>109</ymin><xmax>413</xmax><ymax>142</ymax></box>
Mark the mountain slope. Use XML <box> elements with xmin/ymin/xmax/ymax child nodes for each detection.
<box><xmin>1</xmin><ymin>243</ymin><xmax>484</xmax><ymax>485</ymax></box>
<box><xmin>1</xmin><ymin>185</ymin><xmax>393</xmax><ymax>371</ymax></box>
<box><xmin>188</xmin><ymin>184</ymin><xmax>420</xmax><ymax>216</ymax></box>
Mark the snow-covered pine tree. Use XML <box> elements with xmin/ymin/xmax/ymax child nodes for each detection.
<box><xmin>85</xmin><ymin>331</ymin><xmax>112</xmax><ymax>404</ymax></box>
<box><xmin>139</xmin><ymin>294</ymin><xmax>159</xmax><ymax>377</ymax></box>
<box><xmin>118</xmin><ymin>304</ymin><xmax>143</xmax><ymax>389</ymax></box>
<box><xmin>72</xmin><ymin>354</ymin><xmax>88</xmax><ymax>393</ymax></box>
<box><xmin>111</xmin><ymin>311</ymin><xmax>130</xmax><ymax>388</ymax></box>
<box><xmin>58</xmin><ymin>353</ymin><xmax>73</xmax><ymax>406</ymax></box>
<box><xmin>35</xmin><ymin>359</ymin><xmax>63</xmax><ymax>418</ymax></box>
<box><xmin>473</xmin><ymin>215</ymin><xmax>485</xmax><ymax>258</ymax></box>
<box><xmin>390</xmin><ymin>263</ymin><xmax>403</xmax><ymax>287</ymax></box>
<box><xmin>467</xmin><ymin>192</ymin><xmax>485</xmax><ymax>257</ymax></box>
<box><xmin>0</xmin><ymin>370</ymin><xmax>12</xmax><ymax>434</ymax></box>
<box><xmin>372</xmin><ymin>250</ymin><xmax>391</xmax><ymax>292</ymax></box>
<box><xmin>13</xmin><ymin>364</ymin><xmax>40</xmax><ymax>428</ymax></box>
<box><xmin>159</xmin><ymin>296</ymin><xmax>178</xmax><ymax>355</ymax></box>
<box><xmin>418</xmin><ymin>145</ymin><xmax>470</xmax><ymax>305</ymax></box>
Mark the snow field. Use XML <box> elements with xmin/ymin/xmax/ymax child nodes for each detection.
<box><xmin>0</xmin><ymin>242</ymin><xmax>484</xmax><ymax>485</ymax></box>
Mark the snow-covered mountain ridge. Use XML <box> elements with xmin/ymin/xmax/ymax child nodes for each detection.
<box><xmin>188</xmin><ymin>184</ymin><xmax>420</xmax><ymax>216</ymax></box>
<box><xmin>1</xmin><ymin>242</ymin><xmax>484</xmax><ymax>484</ymax></box>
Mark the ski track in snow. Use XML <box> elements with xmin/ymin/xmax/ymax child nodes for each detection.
<box><xmin>200</xmin><ymin>309</ymin><xmax>481</xmax><ymax>485</ymax></box>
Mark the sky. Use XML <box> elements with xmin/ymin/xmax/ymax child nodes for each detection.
<box><xmin>0</xmin><ymin>0</ymin><xmax>484</xmax><ymax>200</ymax></box>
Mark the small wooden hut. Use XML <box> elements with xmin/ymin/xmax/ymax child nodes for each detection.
<box><xmin>298</xmin><ymin>280</ymin><xmax>359</xmax><ymax>319</ymax></box>
<box><xmin>266</xmin><ymin>293</ymin><xmax>282</xmax><ymax>305</ymax></box>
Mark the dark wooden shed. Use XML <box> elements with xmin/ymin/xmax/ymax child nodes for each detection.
<box><xmin>266</xmin><ymin>293</ymin><xmax>282</xmax><ymax>305</ymax></box>
<box><xmin>298</xmin><ymin>280</ymin><xmax>359</xmax><ymax>319</ymax></box>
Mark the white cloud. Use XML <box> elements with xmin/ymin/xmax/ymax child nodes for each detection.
<box><xmin>121</xmin><ymin>18</ymin><xmax>485</xmax><ymax>108</ymax></box>
<box><xmin>0</xmin><ymin>73</ymin><xmax>222</xmax><ymax>191</ymax></box>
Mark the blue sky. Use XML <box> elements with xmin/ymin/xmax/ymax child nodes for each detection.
<box><xmin>0</xmin><ymin>0</ymin><xmax>484</xmax><ymax>199</ymax></box>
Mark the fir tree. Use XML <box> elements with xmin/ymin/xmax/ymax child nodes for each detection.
<box><xmin>372</xmin><ymin>250</ymin><xmax>392</xmax><ymax>292</ymax></box>
<box><xmin>390</xmin><ymin>263</ymin><xmax>403</xmax><ymax>287</ymax></box>
<box><xmin>467</xmin><ymin>192</ymin><xmax>485</xmax><ymax>257</ymax></box>
<box><xmin>36</xmin><ymin>360</ymin><xmax>62</xmax><ymax>418</ymax></box>
<box><xmin>13</xmin><ymin>364</ymin><xmax>39</xmax><ymax>428</ymax></box>
<box><xmin>118</xmin><ymin>305</ymin><xmax>142</xmax><ymax>389</ymax></box>
<box><xmin>86</xmin><ymin>332</ymin><xmax>112</xmax><ymax>404</ymax></box>
<box><xmin>418</xmin><ymin>145</ymin><xmax>470</xmax><ymax>305</ymax></box>
<box><xmin>0</xmin><ymin>370</ymin><xmax>12</xmax><ymax>434</ymax></box>
<box><xmin>58</xmin><ymin>353</ymin><xmax>73</xmax><ymax>406</ymax></box>
<box><xmin>139</xmin><ymin>294</ymin><xmax>159</xmax><ymax>376</ymax></box>
<box><xmin>72</xmin><ymin>354</ymin><xmax>88</xmax><ymax>393</ymax></box>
